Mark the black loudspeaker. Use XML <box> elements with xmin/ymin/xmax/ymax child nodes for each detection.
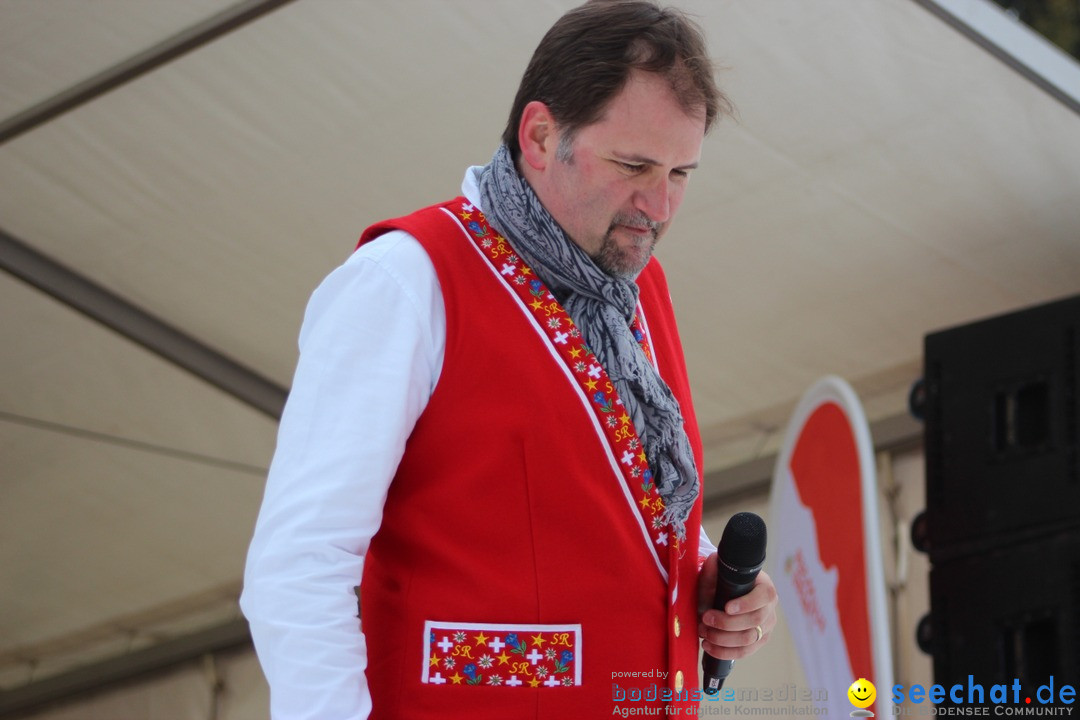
<box><xmin>923</xmin><ymin>294</ymin><xmax>1080</xmax><ymax>560</ymax></box>
<box><xmin>926</xmin><ymin>529</ymin><xmax>1080</xmax><ymax>706</ymax></box>
<box><xmin>916</xmin><ymin>294</ymin><xmax>1080</xmax><ymax>701</ymax></box>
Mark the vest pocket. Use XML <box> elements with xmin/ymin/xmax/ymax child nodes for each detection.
<box><xmin>422</xmin><ymin>620</ymin><xmax>581</xmax><ymax>688</ymax></box>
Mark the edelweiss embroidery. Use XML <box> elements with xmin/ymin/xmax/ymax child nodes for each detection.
<box><xmin>422</xmin><ymin>621</ymin><xmax>582</xmax><ymax>688</ymax></box>
<box><xmin>451</xmin><ymin>199</ymin><xmax>677</xmax><ymax>563</ymax></box>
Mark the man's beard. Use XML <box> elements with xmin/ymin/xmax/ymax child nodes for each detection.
<box><xmin>592</xmin><ymin>212</ymin><xmax>662</xmax><ymax>280</ymax></box>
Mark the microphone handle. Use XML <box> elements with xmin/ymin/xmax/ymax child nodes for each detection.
<box><xmin>701</xmin><ymin>571</ymin><xmax>759</xmax><ymax>695</ymax></box>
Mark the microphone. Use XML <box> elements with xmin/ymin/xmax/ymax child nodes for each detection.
<box><xmin>702</xmin><ymin>511</ymin><xmax>767</xmax><ymax>695</ymax></box>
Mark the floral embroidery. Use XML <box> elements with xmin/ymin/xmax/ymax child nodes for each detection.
<box><xmin>423</xmin><ymin>621</ymin><xmax>582</xmax><ymax>688</ymax></box>
<box><xmin>452</xmin><ymin>199</ymin><xmax>676</xmax><ymax>562</ymax></box>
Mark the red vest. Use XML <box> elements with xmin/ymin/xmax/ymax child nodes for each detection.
<box><xmin>358</xmin><ymin>199</ymin><xmax>706</xmax><ymax>718</ymax></box>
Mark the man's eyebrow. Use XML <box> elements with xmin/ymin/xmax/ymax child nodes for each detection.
<box><xmin>612</xmin><ymin>152</ymin><xmax>699</xmax><ymax>171</ymax></box>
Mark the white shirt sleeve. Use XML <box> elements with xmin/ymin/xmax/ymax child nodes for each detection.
<box><xmin>699</xmin><ymin>525</ymin><xmax>716</xmax><ymax>559</ymax></box>
<box><xmin>240</xmin><ymin>230</ymin><xmax>444</xmax><ymax>720</ymax></box>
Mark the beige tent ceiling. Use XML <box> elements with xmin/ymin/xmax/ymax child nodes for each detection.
<box><xmin>2</xmin><ymin>0</ymin><xmax>1078</xmax><ymax>711</ymax></box>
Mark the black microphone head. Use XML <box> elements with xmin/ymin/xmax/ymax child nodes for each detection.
<box><xmin>718</xmin><ymin>511</ymin><xmax>767</xmax><ymax>573</ymax></box>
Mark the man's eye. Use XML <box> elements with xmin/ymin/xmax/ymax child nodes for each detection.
<box><xmin>618</xmin><ymin>162</ymin><xmax>644</xmax><ymax>173</ymax></box>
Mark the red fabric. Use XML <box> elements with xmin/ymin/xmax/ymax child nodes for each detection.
<box><xmin>358</xmin><ymin>199</ymin><xmax>705</xmax><ymax>718</ymax></box>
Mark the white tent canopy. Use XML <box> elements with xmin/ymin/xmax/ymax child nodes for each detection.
<box><xmin>2</xmin><ymin>0</ymin><xmax>1078</xmax><ymax>713</ymax></box>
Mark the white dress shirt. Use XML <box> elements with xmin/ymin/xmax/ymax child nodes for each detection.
<box><xmin>240</xmin><ymin>169</ymin><xmax>715</xmax><ymax>719</ymax></box>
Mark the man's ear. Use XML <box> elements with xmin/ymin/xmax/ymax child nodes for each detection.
<box><xmin>518</xmin><ymin>100</ymin><xmax>557</xmax><ymax>172</ymax></box>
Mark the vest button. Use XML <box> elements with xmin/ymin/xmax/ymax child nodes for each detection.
<box><xmin>673</xmin><ymin>615</ymin><xmax>681</xmax><ymax>637</ymax></box>
<box><xmin>674</xmin><ymin>670</ymin><xmax>684</xmax><ymax>692</ymax></box>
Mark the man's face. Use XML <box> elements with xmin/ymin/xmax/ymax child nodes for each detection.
<box><xmin>538</xmin><ymin>71</ymin><xmax>707</xmax><ymax>279</ymax></box>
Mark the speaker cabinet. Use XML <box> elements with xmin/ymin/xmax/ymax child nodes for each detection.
<box><xmin>920</xmin><ymin>295</ymin><xmax>1080</xmax><ymax>699</ymax></box>
<box><xmin>924</xmin><ymin>294</ymin><xmax>1080</xmax><ymax>561</ymax></box>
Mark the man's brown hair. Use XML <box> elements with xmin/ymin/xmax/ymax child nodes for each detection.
<box><xmin>502</xmin><ymin>0</ymin><xmax>732</xmax><ymax>160</ymax></box>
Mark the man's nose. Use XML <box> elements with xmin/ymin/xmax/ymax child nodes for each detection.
<box><xmin>634</xmin><ymin>175</ymin><xmax>672</xmax><ymax>224</ymax></box>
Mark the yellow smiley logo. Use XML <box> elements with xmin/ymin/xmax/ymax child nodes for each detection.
<box><xmin>847</xmin><ymin>678</ymin><xmax>876</xmax><ymax>708</ymax></box>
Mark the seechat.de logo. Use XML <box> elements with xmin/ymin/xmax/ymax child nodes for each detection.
<box><xmin>892</xmin><ymin>675</ymin><xmax>1075</xmax><ymax>714</ymax></box>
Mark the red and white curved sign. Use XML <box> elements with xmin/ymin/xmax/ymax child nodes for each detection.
<box><xmin>769</xmin><ymin>376</ymin><xmax>893</xmax><ymax>717</ymax></box>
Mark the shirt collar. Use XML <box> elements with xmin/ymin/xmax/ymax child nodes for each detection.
<box><xmin>462</xmin><ymin>165</ymin><xmax>485</xmax><ymax>211</ymax></box>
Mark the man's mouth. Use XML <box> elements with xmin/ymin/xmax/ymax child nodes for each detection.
<box><xmin>612</xmin><ymin>222</ymin><xmax>659</xmax><ymax>242</ymax></box>
<box><xmin>611</xmin><ymin>213</ymin><xmax>660</xmax><ymax>239</ymax></box>
<box><xmin>618</xmin><ymin>224</ymin><xmax>652</xmax><ymax>238</ymax></box>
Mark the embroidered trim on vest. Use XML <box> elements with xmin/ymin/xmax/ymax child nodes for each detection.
<box><xmin>422</xmin><ymin>621</ymin><xmax>582</xmax><ymax>688</ymax></box>
<box><xmin>440</xmin><ymin>200</ymin><xmax>679</xmax><ymax>580</ymax></box>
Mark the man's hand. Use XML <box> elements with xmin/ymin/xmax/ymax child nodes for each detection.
<box><xmin>697</xmin><ymin>552</ymin><xmax>778</xmax><ymax>661</ymax></box>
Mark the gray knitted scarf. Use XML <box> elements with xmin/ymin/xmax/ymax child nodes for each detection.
<box><xmin>477</xmin><ymin>144</ymin><xmax>699</xmax><ymax>540</ymax></box>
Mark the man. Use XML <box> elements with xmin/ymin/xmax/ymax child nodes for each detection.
<box><xmin>241</xmin><ymin>2</ymin><xmax>778</xmax><ymax>718</ymax></box>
